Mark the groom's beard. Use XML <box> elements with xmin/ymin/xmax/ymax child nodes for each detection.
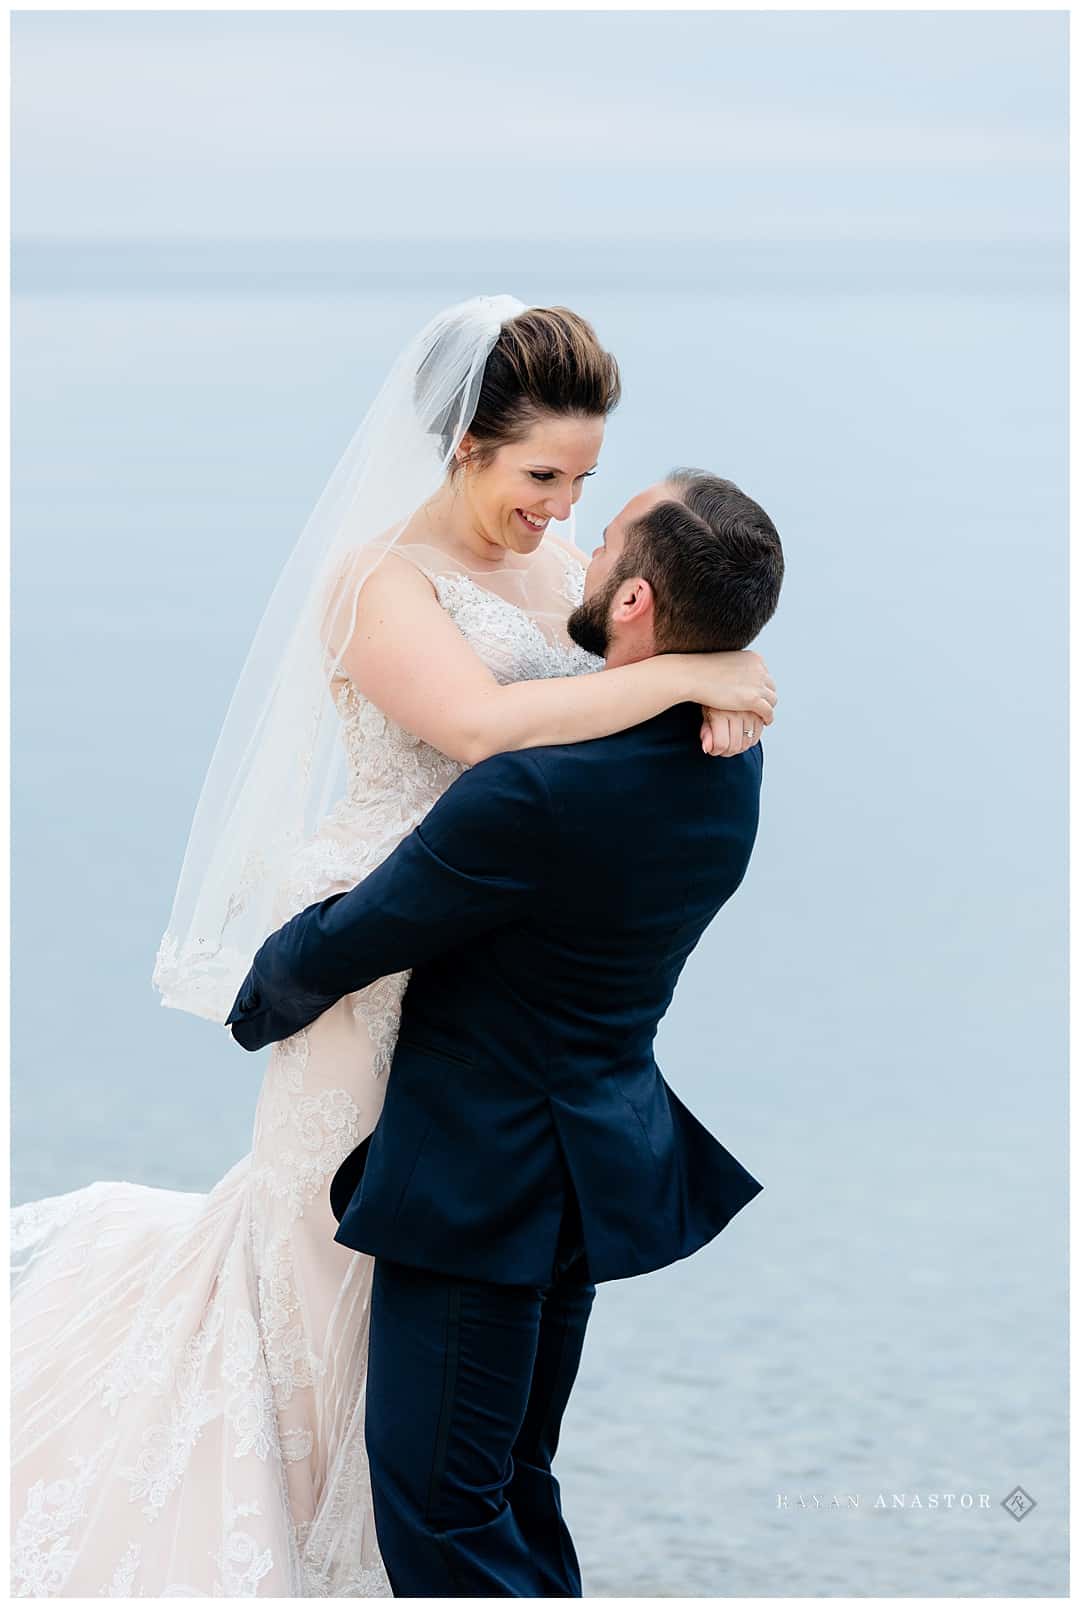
<box><xmin>566</xmin><ymin>575</ymin><xmax>619</xmax><ymax>658</ymax></box>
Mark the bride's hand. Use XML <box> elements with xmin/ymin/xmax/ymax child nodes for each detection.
<box><xmin>699</xmin><ymin>707</ymin><xmax>764</xmax><ymax>757</ymax></box>
<box><xmin>680</xmin><ymin>648</ymin><xmax>777</xmax><ymax>726</ymax></box>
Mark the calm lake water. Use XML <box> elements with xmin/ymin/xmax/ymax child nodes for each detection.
<box><xmin>11</xmin><ymin>243</ymin><xmax>1068</xmax><ymax>1595</ymax></box>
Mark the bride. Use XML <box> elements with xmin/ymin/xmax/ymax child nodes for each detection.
<box><xmin>10</xmin><ymin>295</ymin><xmax>776</xmax><ymax>1597</ymax></box>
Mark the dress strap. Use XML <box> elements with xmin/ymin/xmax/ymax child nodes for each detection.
<box><xmin>385</xmin><ymin>540</ymin><xmax>463</xmax><ymax>587</ymax></box>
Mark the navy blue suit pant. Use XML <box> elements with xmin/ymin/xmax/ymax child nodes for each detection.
<box><xmin>364</xmin><ymin>1187</ymin><xmax>595</xmax><ymax>1597</ymax></box>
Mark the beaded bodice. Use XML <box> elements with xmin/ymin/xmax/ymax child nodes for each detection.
<box><xmin>329</xmin><ymin>558</ymin><xmax>602</xmax><ymax>819</ymax></box>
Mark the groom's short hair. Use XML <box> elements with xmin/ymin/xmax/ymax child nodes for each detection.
<box><xmin>619</xmin><ymin>470</ymin><xmax>784</xmax><ymax>653</ymax></box>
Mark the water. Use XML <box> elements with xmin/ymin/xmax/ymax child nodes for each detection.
<box><xmin>12</xmin><ymin>246</ymin><xmax>1067</xmax><ymax>1595</ymax></box>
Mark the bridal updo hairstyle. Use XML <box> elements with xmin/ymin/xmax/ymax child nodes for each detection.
<box><xmin>426</xmin><ymin>306</ymin><xmax>621</xmax><ymax>470</ymax></box>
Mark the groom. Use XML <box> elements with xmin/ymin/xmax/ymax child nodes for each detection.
<box><xmin>227</xmin><ymin>469</ymin><xmax>784</xmax><ymax>1598</ymax></box>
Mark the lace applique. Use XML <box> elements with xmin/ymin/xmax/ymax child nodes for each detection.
<box><xmin>152</xmin><ymin>932</ymin><xmax>268</xmax><ymax>1027</ymax></box>
<box><xmin>256</xmin><ymin>1232</ymin><xmax>325</xmax><ymax>1408</ymax></box>
<box><xmin>222</xmin><ymin>1311</ymin><xmax>277</xmax><ymax>1464</ymax></box>
<box><xmin>254</xmin><ymin>1029</ymin><xmax>309</xmax><ymax>1143</ymax></box>
<box><xmin>101</xmin><ymin>1543</ymin><xmax>141</xmax><ymax>1598</ymax></box>
<box><xmin>252</xmin><ymin>1085</ymin><xmax>363</xmax><ymax>1216</ymax></box>
<box><xmin>351</xmin><ymin>970</ymin><xmax>410</xmax><ymax>1080</ymax></box>
<box><xmin>331</xmin><ymin>677</ymin><xmax>465</xmax><ymax>814</ymax></box>
<box><xmin>12</xmin><ymin>1438</ymin><xmax>118</xmax><ymax>1597</ymax></box>
<box><xmin>99</xmin><ymin>1294</ymin><xmax>187</xmax><ymax>1416</ymax></box>
<box><xmin>276</xmin><ymin>1026</ymin><xmax>309</xmax><ymax>1096</ymax></box>
<box><xmin>271</xmin><ymin>828</ymin><xmax>387</xmax><ymax>931</ymax></box>
<box><xmin>280</xmin><ymin>1427</ymin><xmax>314</xmax><ymax>1464</ymax></box>
<box><xmin>118</xmin><ymin>1299</ymin><xmax>226</xmax><ymax>1520</ymax></box>
<box><xmin>302</xmin><ymin>1557</ymin><xmax>392</xmax><ymax>1598</ymax></box>
<box><xmin>255</xmin><ymin>1024</ymin><xmax>364</xmax><ymax>1219</ymax></box>
<box><xmin>554</xmin><ymin>543</ymin><xmax>588</xmax><ymax>609</ymax></box>
<box><xmin>223</xmin><ymin>844</ymin><xmax>275</xmax><ymax>932</ymax></box>
<box><xmin>214</xmin><ymin>1491</ymin><xmax>274</xmax><ymax>1597</ymax></box>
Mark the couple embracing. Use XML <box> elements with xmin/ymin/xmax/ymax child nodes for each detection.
<box><xmin>12</xmin><ymin>295</ymin><xmax>783</xmax><ymax>1597</ymax></box>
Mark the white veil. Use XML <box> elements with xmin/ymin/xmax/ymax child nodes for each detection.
<box><xmin>152</xmin><ymin>292</ymin><xmax>529</xmax><ymax>1024</ymax></box>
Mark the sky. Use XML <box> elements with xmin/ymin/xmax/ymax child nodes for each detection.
<box><xmin>10</xmin><ymin>9</ymin><xmax>1067</xmax><ymax>244</ymax></box>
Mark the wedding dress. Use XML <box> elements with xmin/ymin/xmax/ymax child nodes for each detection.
<box><xmin>10</xmin><ymin>539</ymin><xmax>600</xmax><ymax>1598</ymax></box>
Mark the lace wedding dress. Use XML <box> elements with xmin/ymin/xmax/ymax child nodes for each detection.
<box><xmin>11</xmin><ymin>542</ymin><xmax>600</xmax><ymax>1598</ymax></box>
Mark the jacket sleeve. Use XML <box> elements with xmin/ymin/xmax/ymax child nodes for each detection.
<box><xmin>225</xmin><ymin>749</ymin><xmax>552</xmax><ymax>1051</ymax></box>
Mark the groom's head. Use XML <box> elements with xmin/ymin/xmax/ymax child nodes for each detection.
<box><xmin>566</xmin><ymin>471</ymin><xmax>784</xmax><ymax>666</ymax></box>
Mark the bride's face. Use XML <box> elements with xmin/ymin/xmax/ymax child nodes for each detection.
<box><xmin>460</xmin><ymin>413</ymin><xmax>606</xmax><ymax>555</ymax></box>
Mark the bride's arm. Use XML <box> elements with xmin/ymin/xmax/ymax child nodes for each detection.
<box><xmin>332</xmin><ymin>553</ymin><xmax>775</xmax><ymax>768</ymax></box>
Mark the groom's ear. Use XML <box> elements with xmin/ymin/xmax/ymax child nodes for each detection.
<box><xmin>612</xmin><ymin>575</ymin><xmax>655</xmax><ymax>626</ymax></box>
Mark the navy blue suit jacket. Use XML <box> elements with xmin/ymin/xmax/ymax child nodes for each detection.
<box><xmin>226</xmin><ymin>702</ymin><xmax>765</xmax><ymax>1285</ymax></box>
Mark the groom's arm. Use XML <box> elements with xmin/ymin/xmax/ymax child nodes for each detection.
<box><xmin>225</xmin><ymin>749</ymin><xmax>553</xmax><ymax>1051</ymax></box>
